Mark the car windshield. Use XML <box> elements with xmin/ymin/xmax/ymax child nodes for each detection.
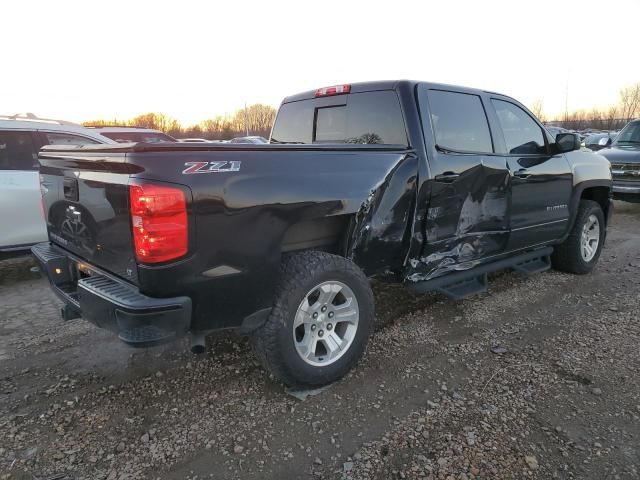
<box><xmin>101</xmin><ymin>131</ymin><xmax>177</xmax><ymax>143</ymax></box>
<box><xmin>613</xmin><ymin>122</ymin><xmax>640</xmax><ymax>145</ymax></box>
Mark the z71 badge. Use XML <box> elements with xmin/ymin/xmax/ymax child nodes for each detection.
<box><xmin>182</xmin><ymin>161</ymin><xmax>241</xmax><ymax>174</ymax></box>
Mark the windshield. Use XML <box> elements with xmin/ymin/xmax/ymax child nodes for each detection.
<box><xmin>101</xmin><ymin>131</ymin><xmax>177</xmax><ymax>143</ymax></box>
<box><xmin>614</xmin><ymin>122</ymin><xmax>640</xmax><ymax>145</ymax></box>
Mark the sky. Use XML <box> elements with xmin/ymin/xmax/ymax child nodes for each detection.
<box><xmin>3</xmin><ymin>0</ymin><xmax>639</xmax><ymax>126</ymax></box>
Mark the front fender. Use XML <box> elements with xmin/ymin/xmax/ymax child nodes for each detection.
<box><xmin>565</xmin><ymin>149</ymin><xmax>612</xmax><ymax>186</ymax></box>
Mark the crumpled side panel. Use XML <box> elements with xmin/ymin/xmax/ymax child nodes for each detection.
<box><xmin>347</xmin><ymin>154</ymin><xmax>418</xmax><ymax>277</ymax></box>
<box><xmin>408</xmin><ymin>164</ymin><xmax>510</xmax><ymax>281</ymax></box>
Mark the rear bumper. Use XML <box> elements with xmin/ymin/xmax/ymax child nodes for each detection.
<box><xmin>32</xmin><ymin>242</ymin><xmax>192</xmax><ymax>347</ymax></box>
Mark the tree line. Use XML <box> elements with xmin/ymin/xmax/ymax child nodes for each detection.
<box><xmin>84</xmin><ymin>82</ymin><xmax>639</xmax><ymax>138</ymax></box>
<box><xmin>83</xmin><ymin>104</ymin><xmax>277</xmax><ymax>140</ymax></box>
<box><xmin>530</xmin><ymin>82</ymin><xmax>640</xmax><ymax>131</ymax></box>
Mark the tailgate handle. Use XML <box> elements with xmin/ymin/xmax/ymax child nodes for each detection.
<box><xmin>63</xmin><ymin>177</ymin><xmax>79</xmax><ymax>201</ymax></box>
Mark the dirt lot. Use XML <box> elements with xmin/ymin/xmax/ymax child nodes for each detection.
<box><xmin>1</xmin><ymin>201</ymin><xmax>639</xmax><ymax>480</ymax></box>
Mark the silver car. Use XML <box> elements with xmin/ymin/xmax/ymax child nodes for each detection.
<box><xmin>0</xmin><ymin>113</ymin><xmax>115</xmax><ymax>253</ymax></box>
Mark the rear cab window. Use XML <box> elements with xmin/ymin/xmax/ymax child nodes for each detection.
<box><xmin>271</xmin><ymin>90</ymin><xmax>408</xmax><ymax>146</ymax></box>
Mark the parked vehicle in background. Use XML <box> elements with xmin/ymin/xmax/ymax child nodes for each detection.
<box><xmin>229</xmin><ymin>136</ymin><xmax>268</xmax><ymax>144</ymax></box>
<box><xmin>33</xmin><ymin>81</ymin><xmax>612</xmax><ymax>388</ymax></box>
<box><xmin>597</xmin><ymin>119</ymin><xmax>640</xmax><ymax>202</ymax></box>
<box><xmin>178</xmin><ymin>138</ymin><xmax>211</xmax><ymax>143</ymax></box>
<box><xmin>0</xmin><ymin>114</ymin><xmax>114</xmax><ymax>253</ymax></box>
<box><xmin>582</xmin><ymin>132</ymin><xmax>617</xmax><ymax>151</ymax></box>
<box><xmin>87</xmin><ymin>126</ymin><xmax>177</xmax><ymax>143</ymax></box>
<box><xmin>545</xmin><ymin>126</ymin><xmax>571</xmax><ymax>138</ymax></box>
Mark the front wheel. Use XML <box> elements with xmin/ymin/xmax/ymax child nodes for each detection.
<box><xmin>251</xmin><ymin>251</ymin><xmax>374</xmax><ymax>388</ymax></box>
<box><xmin>551</xmin><ymin>199</ymin><xmax>605</xmax><ymax>274</ymax></box>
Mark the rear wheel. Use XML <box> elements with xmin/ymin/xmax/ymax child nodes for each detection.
<box><xmin>551</xmin><ymin>199</ymin><xmax>605</xmax><ymax>274</ymax></box>
<box><xmin>251</xmin><ymin>251</ymin><xmax>374</xmax><ymax>388</ymax></box>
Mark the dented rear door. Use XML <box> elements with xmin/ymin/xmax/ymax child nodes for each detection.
<box><xmin>414</xmin><ymin>87</ymin><xmax>510</xmax><ymax>279</ymax></box>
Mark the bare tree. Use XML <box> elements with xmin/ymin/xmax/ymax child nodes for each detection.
<box><xmin>129</xmin><ymin>113</ymin><xmax>181</xmax><ymax>133</ymax></box>
<box><xmin>530</xmin><ymin>99</ymin><xmax>546</xmax><ymax>122</ymax></box>
<box><xmin>604</xmin><ymin>105</ymin><xmax>619</xmax><ymax>130</ymax></box>
<box><xmin>82</xmin><ymin>118</ymin><xmax>128</xmax><ymax>127</ymax></box>
<box><xmin>619</xmin><ymin>83</ymin><xmax>640</xmax><ymax>123</ymax></box>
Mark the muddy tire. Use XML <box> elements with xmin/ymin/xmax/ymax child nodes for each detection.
<box><xmin>551</xmin><ymin>200</ymin><xmax>605</xmax><ymax>274</ymax></box>
<box><xmin>251</xmin><ymin>251</ymin><xmax>374</xmax><ymax>388</ymax></box>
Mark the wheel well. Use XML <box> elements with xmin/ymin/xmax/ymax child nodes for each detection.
<box><xmin>581</xmin><ymin>186</ymin><xmax>611</xmax><ymax>221</ymax></box>
<box><xmin>281</xmin><ymin>215</ymin><xmax>352</xmax><ymax>255</ymax></box>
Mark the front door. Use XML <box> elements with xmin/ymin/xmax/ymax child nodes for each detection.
<box><xmin>413</xmin><ymin>87</ymin><xmax>511</xmax><ymax>280</ymax></box>
<box><xmin>0</xmin><ymin>130</ymin><xmax>46</xmax><ymax>249</ymax></box>
<box><xmin>488</xmin><ymin>99</ymin><xmax>572</xmax><ymax>251</ymax></box>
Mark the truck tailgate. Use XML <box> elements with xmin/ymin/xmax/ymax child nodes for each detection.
<box><xmin>39</xmin><ymin>148</ymin><xmax>139</xmax><ymax>284</ymax></box>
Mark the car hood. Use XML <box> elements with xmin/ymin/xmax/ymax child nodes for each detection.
<box><xmin>598</xmin><ymin>145</ymin><xmax>640</xmax><ymax>164</ymax></box>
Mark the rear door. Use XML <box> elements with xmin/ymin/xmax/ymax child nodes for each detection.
<box><xmin>487</xmin><ymin>98</ymin><xmax>572</xmax><ymax>251</ymax></box>
<box><xmin>0</xmin><ymin>130</ymin><xmax>46</xmax><ymax>249</ymax></box>
<box><xmin>415</xmin><ymin>87</ymin><xmax>511</xmax><ymax>279</ymax></box>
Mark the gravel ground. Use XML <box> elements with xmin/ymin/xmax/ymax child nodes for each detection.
<box><xmin>1</xmin><ymin>201</ymin><xmax>639</xmax><ymax>480</ymax></box>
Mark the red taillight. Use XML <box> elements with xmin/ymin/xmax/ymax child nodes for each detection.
<box><xmin>315</xmin><ymin>84</ymin><xmax>351</xmax><ymax>97</ymax></box>
<box><xmin>129</xmin><ymin>182</ymin><xmax>188</xmax><ymax>264</ymax></box>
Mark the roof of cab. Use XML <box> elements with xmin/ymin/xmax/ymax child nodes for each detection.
<box><xmin>281</xmin><ymin>80</ymin><xmax>514</xmax><ymax>104</ymax></box>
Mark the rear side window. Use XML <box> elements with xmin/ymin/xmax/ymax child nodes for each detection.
<box><xmin>426</xmin><ymin>90</ymin><xmax>493</xmax><ymax>153</ymax></box>
<box><xmin>271</xmin><ymin>91</ymin><xmax>408</xmax><ymax>146</ymax></box>
<box><xmin>0</xmin><ymin>131</ymin><xmax>38</xmax><ymax>171</ymax></box>
<box><xmin>45</xmin><ymin>132</ymin><xmax>100</xmax><ymax>146</ymax></box>
<box><xmin>491</xmin><ymin>100</ymin><xmax>547</xmax><ymax>155</ymax></box>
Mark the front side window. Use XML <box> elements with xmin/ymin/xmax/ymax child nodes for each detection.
<box><xmin>425</xmin><ymin>90</ymin><xmax>493</xmax><ymax>153</ymax></box>
<box><xmin>0</xmin><ymin>131</ymin><xmax>38</xmax><ymax>171</ymax></box>
<box><xmin>492</xmin><ymin>100</ymin><xmax>546</xmax><ymax>155</ymax></box>
<box><xmin>45</xmin><ymin>132</ymin><xmax>100</xmax><ymax>146</ymax></box>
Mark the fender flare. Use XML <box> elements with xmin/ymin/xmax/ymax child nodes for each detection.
<box><xmin>561</xmin><ymin>179</ymin><xmax>613</xmax><ymax>243</ymax></box>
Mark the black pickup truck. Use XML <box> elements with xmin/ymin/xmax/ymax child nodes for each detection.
<box><xmin>33</xmin><ymin>80</ymin><xmax>612</xmax><ymax>387</ymax></box>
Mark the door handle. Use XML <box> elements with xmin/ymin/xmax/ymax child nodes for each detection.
<box><xmin>434</xmin><ymin>172</ymin><xmax>460</xmax><ymax>183</ymax></box>
<box><xmin>513</xmin><ymin>168</ymin><xmax>531</xmax><ymax>179</ymax></box>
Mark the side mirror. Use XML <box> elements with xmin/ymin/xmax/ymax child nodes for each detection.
<box><xmin>598</xmin><ymin>137</ymin><xmax>612</xmax><ymax>146</ymax></box>
<box><xmin>556</xmin><ymin>132</ymin><xmax>581</xmax><ymax>153</ymax></box>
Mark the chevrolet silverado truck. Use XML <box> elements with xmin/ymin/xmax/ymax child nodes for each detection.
<box><xmin>597</xmin><ymin>118</ymin><xmax>640</xmax><ymax>202</ymax></box>
<box><xmin>33</xmin><ymin>81</ymin><xmax>612</xmax><ymax>387</ymax></box>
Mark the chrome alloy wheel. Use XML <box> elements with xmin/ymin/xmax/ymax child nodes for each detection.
<box><xmin>580</xmin><ymin>214</ymin><xmax>600</xmax><ymax>262</ymax></box>
<box><xmin>293</xmin><ymin>281</ymin><xmax>359</xmax><ymax>367</ymax></box>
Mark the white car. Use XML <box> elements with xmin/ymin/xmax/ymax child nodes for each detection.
<box><xmin>0</xmin><ymin>113</ymin><xmax>115</xmax><ymax>253</ymax></box>
<box><xmin>86</xmin><ymin>126</ymin><xmax>177</xmax><ymax>144</ymax></box>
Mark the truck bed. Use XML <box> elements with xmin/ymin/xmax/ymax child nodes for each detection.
<box><xmin>38</xmin><ymin>142</ymin><xmax>417</xmax><ymax>331</ymax></box>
